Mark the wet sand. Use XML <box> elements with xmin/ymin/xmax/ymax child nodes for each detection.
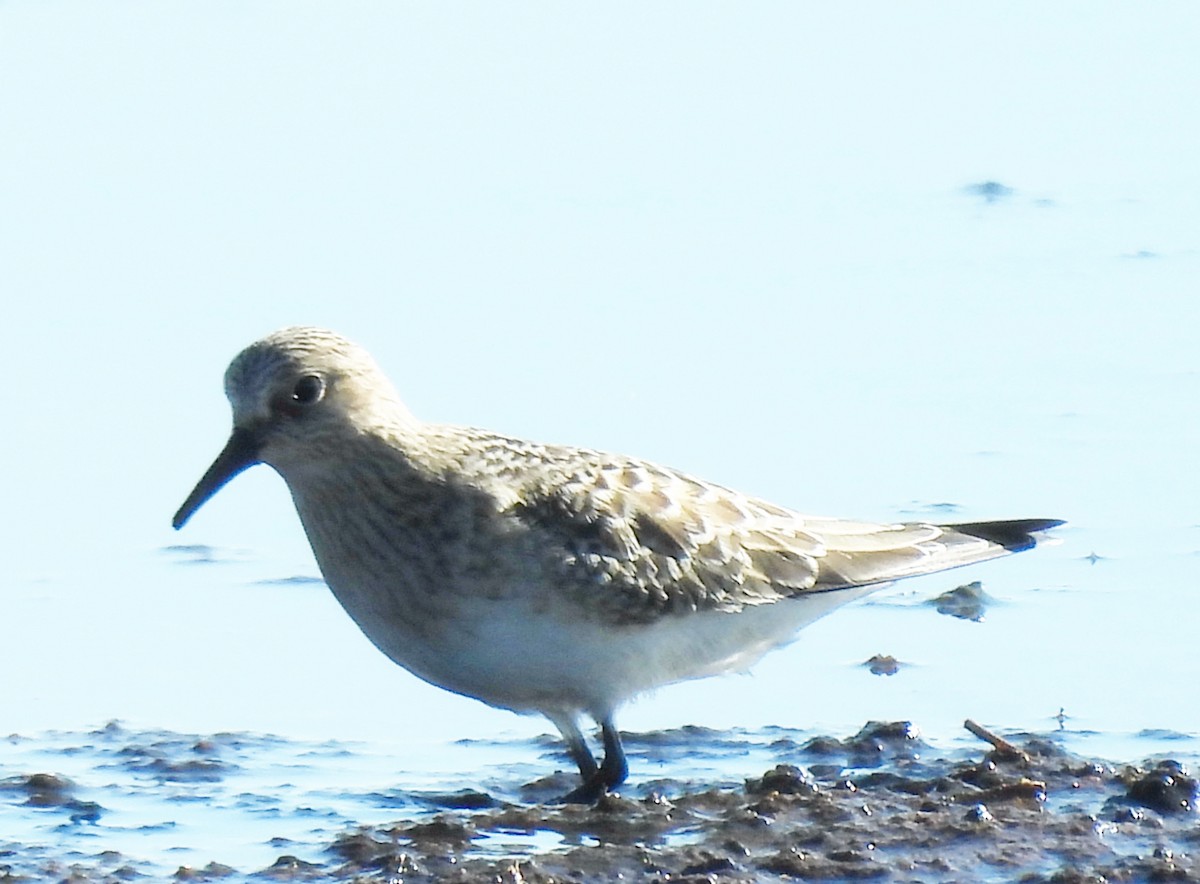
<box><xmin>2</xmin><ymin>722</ymin><xmax>1197</xmax><ymax>882</ymax></box>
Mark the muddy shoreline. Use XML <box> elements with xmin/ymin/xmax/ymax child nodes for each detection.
<box><xmin>3</xmin><ymin>722</ymin><xmax>1197</xmax><ymax>882</ymax></box>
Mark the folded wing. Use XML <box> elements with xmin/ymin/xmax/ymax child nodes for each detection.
<box><xmin>503</xmin><ymin>447</ymin><xmax>1061</xmax><ymax>624</ymax></box>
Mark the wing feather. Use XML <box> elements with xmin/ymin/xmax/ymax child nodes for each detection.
<box><xmin>453</xmin><ymin>431</ymin><xmax>1056</xmax><ymax>624</ymax></box>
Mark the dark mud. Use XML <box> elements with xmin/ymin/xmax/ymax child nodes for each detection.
<box><xmin>2</xmin><ymin>722</ymin><xmax>1197</xmax><ymax>882</ymax></box>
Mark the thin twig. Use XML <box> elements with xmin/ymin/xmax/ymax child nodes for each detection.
<box><xmin>964</xmin><ymin>719</ymin><xmax>1029</xmax><ymax>761</ymax></box>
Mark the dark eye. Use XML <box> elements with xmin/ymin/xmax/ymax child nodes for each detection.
<box><xmin>291</xmin><ymin>374</ymin><xmax>325</xmax><ymax>406</ymax></box>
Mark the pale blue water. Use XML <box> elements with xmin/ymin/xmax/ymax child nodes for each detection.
<box><xmin>2</xmin><ymin>1</ymin><xmax>1199</xmax><ymax>877</ymax></box>
<box><xmin>3</xmin><ymin>720</ymin><xmax>1196</xmax><ymax>880</ymax></box>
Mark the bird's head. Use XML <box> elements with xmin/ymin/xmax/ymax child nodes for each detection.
<box><xmin>173</xmin><ymin>326</ymin><xmax>409</xmax><ymax>529</ymax></box>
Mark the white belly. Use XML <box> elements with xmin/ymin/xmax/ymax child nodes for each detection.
<box><xmin>325</xmin><ymin>569</ymin><xmax>881</xmax><ymax>720</ymax></box>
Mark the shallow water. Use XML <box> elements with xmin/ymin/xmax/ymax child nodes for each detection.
<box><xmin>3</xmin><ymin>721</ymin><xmax>1197</xmax><ymax>881</ymax></box>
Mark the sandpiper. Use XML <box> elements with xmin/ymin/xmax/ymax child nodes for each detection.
<box><xmin>174</xmin><ymin>327</ymin><xmax>1061</xmax><ymax>802</ymax></box>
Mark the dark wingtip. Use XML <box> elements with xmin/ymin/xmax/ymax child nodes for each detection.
<box><xmin>947</xmin><ymin>518</ymin><xmax>1065</xmax><ymax>552</ymax></box>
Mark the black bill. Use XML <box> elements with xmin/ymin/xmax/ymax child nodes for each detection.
<box><xmin>172</xmin><ymin>426</ymin><xmax>263</xmax><ymax>529</ymax></box>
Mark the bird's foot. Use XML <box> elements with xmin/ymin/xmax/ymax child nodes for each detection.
<box><xmin>557</xmin><ymin>773</ymin><xmax>611</xmax><ymax>805</ymax></box>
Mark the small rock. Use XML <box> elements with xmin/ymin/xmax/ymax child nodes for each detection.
<box><xmin>964</xmin><ymin>803</ymin><xmax>994</xmax><ymax>822</ymax></box>
<box><xmin>1126</xmin><ymin>760</ymin><xmax>1197</xmax><ymax>814</ymax></box>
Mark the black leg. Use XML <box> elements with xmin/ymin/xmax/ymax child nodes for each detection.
<box><xmin>598</xmin><ymin>717</ymin><xmax>628</xmax><ymax>789</ymax></box>
<box><xmin>552</xmin><ymin>715</ymin><xmax>598</xmax><ymax>780</ymax></box>
<box><xmin>559</xmin><ymin>715</ymin><xmax>626</xmax><ymax>804</ymax></box>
